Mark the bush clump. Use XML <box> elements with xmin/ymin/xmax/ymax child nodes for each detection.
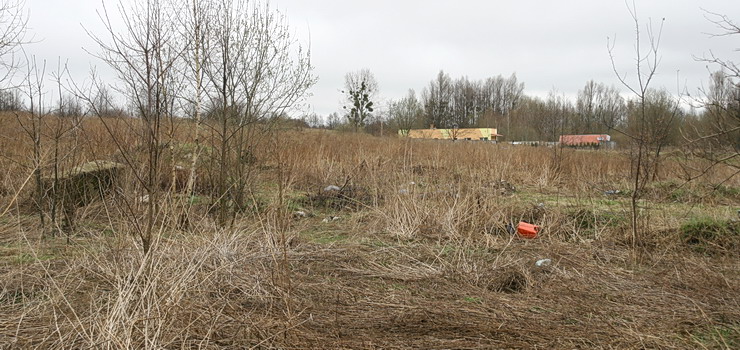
<box><xmin>680</xmin><ymin>217</ymin><xmax>739</xmax><ymax>255</ymax></box>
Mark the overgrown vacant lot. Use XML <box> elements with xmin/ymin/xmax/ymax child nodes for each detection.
<box><xmin>0</xmin><ymin>116</ymin><xmax>738</xmax><ymax>349</ymax></box>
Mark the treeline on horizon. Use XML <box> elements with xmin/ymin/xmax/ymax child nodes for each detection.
<box><xmin>0</xmin><ymin>66</ymin><xmax>736</xmax><ymax>149</ymax></box>
<box><xmin>307</xmin><ymin>69</ymin><xmax>739</xmax><ymax>147</ymax></box>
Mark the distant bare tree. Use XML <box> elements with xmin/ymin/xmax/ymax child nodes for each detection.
<box><xmin>389</xmin><ymin>89</ymin><xmax>422</xmax><ymax>135</ymax></box>
<box><xmin>538</xmin><ymin>91</ymin><xmax>574</xmax><ymax>143</ymax></box>
<box><xmin>422</xmin><ymin>70</ymin><xmax>453</xmax><ymax>128</ymax></box>
<box><xmin>544</xmin><ymin>92</ymin><xmax>574</xmax><ymax>180</ymax></box>
<box><xmin>450</xmin><ymin>77</ymin><xmax>479</xmax><ymax>128</ymax></box>
<box><xmin>507</xmin><ymin>95</ymin><xmax>547</xmax><ymax>141</ymax></box>
<box><xmin>88</xmin><ymin>84</ymin><xmax>123</xmax><ymax>118</ymax></box>
<box><xmin>301</xmin><ymin>112</ymin><xmax>322</xmax><ymax>128</ymax></box>
<box><xmin>575</xmin><ymin>80</ymin><xmax>626</xmax><ymax>133</ymax></box>
<box><xmin>342</xmin><ymin>69</ymin><xmax>377</xmax><ymax>132</ymax></box>
<box><xmin>480</xmin><ymin>73</ymin><xmax>524</xmax><ymax>136</ymax></box>
<box><xmin>56</xmin><ymin>94</ymin><xmax>84</xmax><ymax>118</ymax></box>
<box><xmin>0</xmin><ymin>88</ymin><xmax>22</xmax><ymax>110</ymax></box>
<box><xmin>625</xmin><ymin>88</ymin><xmax>682</xmax><ymax>154</ymax></box>
<box><xmin>326</xmin><ymin>111</ymin><xmax>341</xmax><ymax>129</ymax></box>
<box><xmin>344</xmin><ymin>68</ymin><xmax>378</xmax><ymax>98</ymax></box>
<box><xmin>420</xmin><ymin>71</ymin><xmax>523</xmax><ymax>134</ymax></box>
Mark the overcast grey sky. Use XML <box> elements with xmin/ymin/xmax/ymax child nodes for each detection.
<box><xmin>25</xmin><ymin>0</ymin><xmax>740</xmax><ymax>116</ymax></box>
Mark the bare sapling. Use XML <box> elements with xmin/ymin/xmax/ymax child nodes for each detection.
<box><xmin>608</xmin><ymin>3</ymin><xmax>681</xmax><ymax>252</ymax></box>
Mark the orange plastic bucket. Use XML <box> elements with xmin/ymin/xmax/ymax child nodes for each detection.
<box><xmin>517</xmin><ymin>222</ymin><xmax>540</xmax><ymax>239</ymax></box>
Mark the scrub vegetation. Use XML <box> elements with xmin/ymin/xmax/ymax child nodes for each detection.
<box><xmin>0</xmin><ymin>120</ymin><xmax>738</xmax><ymax>349</ymax></box>
<box><xmin>0</xmin><ymin>0</ymin><xmax>738</xmax><ymax>348</ymax></box>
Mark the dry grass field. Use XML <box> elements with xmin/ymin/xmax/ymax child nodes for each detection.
<box><xmin>0</xmin><ymin>113</ymin><xmax>738</xmax><ymax>349</ymax></box>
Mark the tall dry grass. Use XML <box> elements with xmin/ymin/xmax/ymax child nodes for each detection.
<box><xmin>1</xmin><ymin>118</ymin><xmax>738</xmax><ymax>348</ymax></box>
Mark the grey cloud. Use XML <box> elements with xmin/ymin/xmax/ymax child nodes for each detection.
<box><xmin>22</xmin><ymin>0</ymin><xmax>740</xmax><ymax>116</ymax></box>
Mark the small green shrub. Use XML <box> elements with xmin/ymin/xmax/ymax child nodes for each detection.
<box><xmin>680</xmin><ymin>217</ymin><xmax>739</xmax><ymax>255</ymax></box>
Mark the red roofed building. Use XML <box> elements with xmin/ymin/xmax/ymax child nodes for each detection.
<box><xmin>559</xmin><ymin>134</ymin><xmax>612</xmax><ymax>147</ymax></box>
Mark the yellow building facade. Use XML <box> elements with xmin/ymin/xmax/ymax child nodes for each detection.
<box><xmin>399</xmin><ymin>128</ymin><xmax>501</xmax><ymax>141</ymax></box>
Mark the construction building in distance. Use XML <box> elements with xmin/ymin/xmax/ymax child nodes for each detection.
<box><xmin>399</xmin><ymin>128</ymin><xmax>502</xmax><ymax>142</ymax></box>
<box><xmin>558</xmin><ymin>134</ymin><xmax>615</xmax><ymax>149</ymax></box>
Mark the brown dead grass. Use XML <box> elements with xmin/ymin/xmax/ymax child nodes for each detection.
<box><xmin>2</xmin><ymin>229</ymin><xmax>737</xmax><ymax>349</ymax></box>
<box><xmin>1</xmin><ymin>120</ymin><xmax>739</xmax><ymax>349</ymax></box>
